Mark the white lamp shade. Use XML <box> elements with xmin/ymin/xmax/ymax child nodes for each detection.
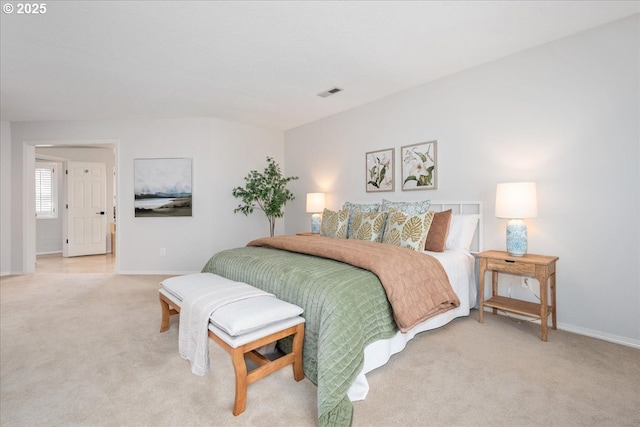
<box><xmin>306</xmin><ymin>193</ymin><xmax>325</xmax><ymax>213</ymax></box>
<box><xmin>495</xmin><ymin>182</ymin><xmax>538</xmax><ymax>219</ymax></box>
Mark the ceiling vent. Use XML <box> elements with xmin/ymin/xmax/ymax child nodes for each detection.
<box><xmin>317</xmin><ymin>87</ymin><xmax>343</xmax><ymax>98</ymax></box>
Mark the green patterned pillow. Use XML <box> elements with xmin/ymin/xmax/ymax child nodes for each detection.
<box><xmin>381</xmin><ymin>199</ymin><xmax>431</xmax><ymax>215</ymax></box>
<box><xmin>382</xmin><ymin>210</ymin><xmax>435</xmax><ymax>251</ymax></box>
<box><xmin>342</xmin><ymin>201</ymin><xmax>381</xmax><ymax>238</ymax></box>
<box><xmin>348</xmin><ymin>211</ymin><xmax>388</xmax><ymax>242</ymax></box>
<box><xmin>320</xmin><ymin>208</ymin><xmax>349</xmax><ymax>238</ymax></box>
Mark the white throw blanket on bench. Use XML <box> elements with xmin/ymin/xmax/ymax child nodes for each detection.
<box><xmin>176</xmin><ymin>274</ymin><xmax>272</xmax><ymax>376</ymax></box>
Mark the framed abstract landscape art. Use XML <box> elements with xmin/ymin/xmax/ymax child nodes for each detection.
<box><xmin>134</xmin><ymin>158</ymin><xmax>193</xmax><ymax>217</ymax></box>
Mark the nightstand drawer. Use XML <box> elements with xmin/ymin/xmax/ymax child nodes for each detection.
<box><xmin>486</xmin><ymin>258</ymin><xmax>536</xmax><ymax>276</ymax></box>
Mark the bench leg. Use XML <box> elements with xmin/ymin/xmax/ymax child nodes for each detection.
<box><xmin>221</xmin><ymin>323</ymin><xmax>304</xmax><ymax>416</ymax></box>
<box><xmin>159</xmin><ymin>294</ymin><xmax>179</xmax><ymax>332</ymax></box>
<box><xmin>292</xmin><ymin>323</ymin><xmax>305</xmax><ymax>382</ymax></box>
<box><xmin>231</xmin><ymin>348</ymin><xmax>249</xmax><ymax>416</ymax></box>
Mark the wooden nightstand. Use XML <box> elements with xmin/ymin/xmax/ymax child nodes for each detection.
<box><xmin>477</xmin><ymin>250</ymin><xmax>559</xmax><ymax>341</ymax></box>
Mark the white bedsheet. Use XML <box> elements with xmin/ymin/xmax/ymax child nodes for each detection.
<box><xmin>348</xmin><ymin>249</ymin><xmax>477</xmax><ymax>400</ymax></box>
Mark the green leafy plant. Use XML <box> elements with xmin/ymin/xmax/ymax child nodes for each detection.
<box><xmin>232</xmin><ymin>157</ymin><xmax>299</xmax><ymax>237</ymax></box>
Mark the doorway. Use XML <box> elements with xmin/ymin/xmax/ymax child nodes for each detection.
<box><xmin>30</xmin><ymin>140</ymin><xmax>118</xmax><ymax>274</ymax></box>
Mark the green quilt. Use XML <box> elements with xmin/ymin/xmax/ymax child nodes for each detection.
<box><xmin>202</xmin><ymin>246</ymin><xmax>398</xmax><ymax>426</ymax></box>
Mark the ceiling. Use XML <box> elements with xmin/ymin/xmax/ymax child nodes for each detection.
<box><xmin>1</xmin><ymin>1</ymin><xmax>638</xmax><ymax>130</ymax></box>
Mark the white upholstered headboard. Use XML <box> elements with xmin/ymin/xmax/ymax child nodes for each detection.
<box><xmin>429</xmin><ymin>201</ymin><xmax>483</xmax><ymax>253</ymax></box>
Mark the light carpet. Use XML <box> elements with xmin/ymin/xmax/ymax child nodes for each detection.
<box><xmin>1</xmin><ymin>272</ymin><xmax>638</xmax><ymax>426</ymax></box>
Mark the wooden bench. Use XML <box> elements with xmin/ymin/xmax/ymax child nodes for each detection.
<box><xmin>158</xmin><ymin>275</ymin><xmax>305</xmax><ymax>416</ymax></box>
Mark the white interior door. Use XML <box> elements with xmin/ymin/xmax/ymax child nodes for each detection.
<box><xmin>64</xmin><ymin>161</ymin><xmax>107</xmax><ymax>257</ymax></box>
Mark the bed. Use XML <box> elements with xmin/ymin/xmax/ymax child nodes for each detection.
<box><xmin>201</xmin><ymin>201</ymin><xmax>482</xmax><ymax>426</ymax></box>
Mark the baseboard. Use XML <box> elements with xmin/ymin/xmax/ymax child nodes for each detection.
<box><xmin>557</xmin><ymin>322</ymin><xmax>640</xmax><ymax>349</ymax></box>
<box><xmin>36</xmin><ymin>250</ymin><xmax>63</xmax><ymax>255</ymax></box>
<box><xmin>481</xmin><ymin>307</ymin><xmax>640</xmax><ymax>349</ymax></box>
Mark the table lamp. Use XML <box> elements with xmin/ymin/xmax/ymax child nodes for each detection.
<box><xmin>495</xmin><ymin>182</ymin><xmax>538</xmax><ymax>257</ymax></box>
<box><xmin>306</xmin><ymin>193</ymin><xmax>325</xmax><ymax>234</ymax></box>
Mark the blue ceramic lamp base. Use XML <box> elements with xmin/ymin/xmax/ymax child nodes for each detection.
<box><xmin>311</xmin><ymin>213</ymin><xmax>321</xmax><ymax>234</ymax></box>
<box><xmin>506</xmin><ymin>219</ymin><xmax>527</xmax><ymax>257</ymax></box>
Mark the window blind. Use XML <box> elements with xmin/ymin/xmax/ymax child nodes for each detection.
<box><xmin>35</xmin><ymin>162</ymin><xmax>57</xmax><ymax>218</ymax></box>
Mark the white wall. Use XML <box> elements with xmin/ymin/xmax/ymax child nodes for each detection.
<box><xmin>1</xmin><ymin>121</ymin><xmax>12</xmax><ymax>275</ymax></box>
<box><xmin>8</xmin><ymin>118</ymin><xmax>284</xmax><ymax>274</ymax></box>
<box><xmin>284</xmin><ymin>16</ymin><xmax>640</xmax><ymax>346</ymax></box>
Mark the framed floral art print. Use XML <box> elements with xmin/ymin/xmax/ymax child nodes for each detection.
<box><xmin>401</xmin><ymin>140</ymin><xmax>438</xmax><ymax>191</ymax></box>
<box><xmin>366</xmin><ymin>148</ymin><xmax>394</xmax><ymax>192</ymax></box>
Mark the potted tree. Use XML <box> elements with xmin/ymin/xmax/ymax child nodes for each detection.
<box><xmin>232</xmin><ymin>157</ymin><xmax>298</xmax><ymax>237</ymax></box>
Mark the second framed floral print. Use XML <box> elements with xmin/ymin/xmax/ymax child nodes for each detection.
<box><xmin>401</xmin><ymin>140</ymin><xmax>437</xmax><ymax>191</ymax></box>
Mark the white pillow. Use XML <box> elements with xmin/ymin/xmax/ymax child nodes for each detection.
<box><xmin>210</xmin><ymin>295</ymin><xmax>303</xmax><ymax>336</ymax></box>
<box><xmin>445</xmin><ymin>214</ymin><xmax>479</xmax><ymax>252</ymax></box>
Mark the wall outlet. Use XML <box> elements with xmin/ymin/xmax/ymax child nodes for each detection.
<box><xmin>160</xmin><ymin>247</ymin><xmax>166</xmax><ymax>256</ymax></box>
